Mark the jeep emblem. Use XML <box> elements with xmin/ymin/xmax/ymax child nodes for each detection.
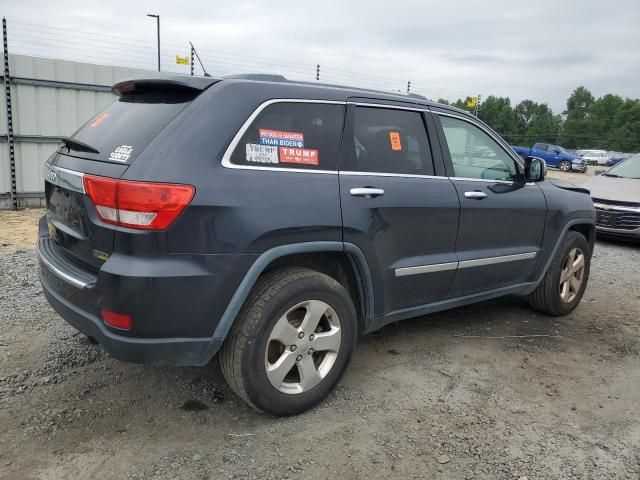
<box><xmin>46</xmin><ymin>169</ymin><xmax>57</xmax><ymax>184</ymax></box>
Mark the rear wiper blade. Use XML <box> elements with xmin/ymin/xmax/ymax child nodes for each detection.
<box><xmin>60</xmin><ymin>136</ymin><xmax>100</xmax><ymax>154</ymax></box>
<box><xmin>602</xmin><ymin>173</ymin><xmax>620</xmax><ymax>177</ymax></box>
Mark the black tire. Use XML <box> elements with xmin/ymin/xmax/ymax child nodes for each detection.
<box><xmin>528</xmin><ymin>231</ymin><xmax>591</xmax><ymax>316</ymax></box>
<box><xmin>219</xmin><ymin>267</ymin><xmax>357</xmax><ymax>415</ymax></box>
<box><xmin>559</xmin><ymin>160</ymin><xmax>571</xmax><ymax>172</ymax></box>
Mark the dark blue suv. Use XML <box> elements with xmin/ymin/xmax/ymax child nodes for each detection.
<box><xmin>38</xmin><ymin>76</ymin><xmax>596</xmax><ymax>415</ymax></box>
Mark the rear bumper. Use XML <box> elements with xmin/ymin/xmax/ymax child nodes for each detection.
<box><xmin>37</xmin><ymin>217</ymin><xmax>257</xmax><ymax>366</ymax></box>
<box><xmin>40</xmin><ymin>270</ymin><xmax>221</xmax><ymax>365</ymax></box>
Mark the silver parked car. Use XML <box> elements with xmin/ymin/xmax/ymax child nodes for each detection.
<box><xmin>583</xmin><ymin>154</ymin><xmax>640</xmax><ymax>240</ymax></box>
<box><xmin>577</xmin><ymin>149</ymin><xmax>610</xmax><ymax>166</ymax></box>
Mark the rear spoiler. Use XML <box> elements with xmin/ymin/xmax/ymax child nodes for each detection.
<box><xmin>112</xmin><ymin>76</ymin><xmax>220</xmax><ymax>97</ymax></box>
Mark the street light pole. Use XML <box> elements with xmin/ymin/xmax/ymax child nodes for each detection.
<box><xmin>147</xmin><ymin>14</ymin><xmax>160</xmax><ymax>72</ymax></box>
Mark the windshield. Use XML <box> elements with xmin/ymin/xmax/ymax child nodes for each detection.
<box><xmin>605</xmin><ymin>154</ymin><xmax>640</xmax><ymax>179</ymax></box>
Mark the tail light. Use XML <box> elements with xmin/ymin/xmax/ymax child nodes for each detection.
<box><xmin>83</xmin><ymin>175</ymin><xmax>195</xmax><ymax>230</ymax></box>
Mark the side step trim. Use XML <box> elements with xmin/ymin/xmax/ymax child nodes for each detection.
<box><xmin>395</xmin><ymin>262</ymin><xmax>458</xmax><ymax>277</ymax></box>
<box><xmin>394</xmin><ymin>252</ymin><xmax>538</xmax><ymax>277</ymax></box>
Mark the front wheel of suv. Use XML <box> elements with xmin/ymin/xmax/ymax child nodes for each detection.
<box><xmin>220</xmin><ymin>268</ymin><xmax>357</xmax><ymax>415</ymax></box>
<box><xmin>559</xmin><ymin>160</ymin><xmax>571</xmax><ymax>172</ymax></box>
<box><xmin>528</xmin><ymin>231</ymin><xmax>591</xmax><ymax>316</ymax></box>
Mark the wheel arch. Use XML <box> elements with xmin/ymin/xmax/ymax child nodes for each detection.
<box><xmin>568</xmin><ymin>222</ymin><xmax>595</xmax><ymax>253</ymax></box>
<box><xmin>210</xmin><ymin>242</ymin><xmax>374</xmax><ymax>345</ymax></box>
<box><xmin>530</xmin><ymin>219</ymin><xmax>595</xmax><ymax>291</ymax></box>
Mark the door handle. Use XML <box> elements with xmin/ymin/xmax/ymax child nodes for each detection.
<box><xmin>350</xmin><ymin>187</ymin><xmax>385</xmax><ymax>198</ymax></box>
<box><xmin>464</xmin><ymin>191</ymin><xmax>488</xmax><ymax>199</ymax></box>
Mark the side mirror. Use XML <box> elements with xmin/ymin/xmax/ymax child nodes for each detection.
<box><xmin>524</xmin><ymin>157</ymin><xmax>546</xmax><ymax>182</ymax></box>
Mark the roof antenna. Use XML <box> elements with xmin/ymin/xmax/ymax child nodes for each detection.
<box><xmin>189</xmin><ymin>42</ymin><xmax>211</xmax><ymax>77</ymax></box>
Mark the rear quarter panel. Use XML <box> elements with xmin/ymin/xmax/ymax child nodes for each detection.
<box><xmin>121</xmin><ymin>81</ymin><xmax>343</xmax><ymax>254</ymax></box>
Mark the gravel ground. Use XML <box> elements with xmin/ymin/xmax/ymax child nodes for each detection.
<box><xmin>0</xmin><ymin>169</ymin><xmax>638</xmax><ymax>479</ymax></box>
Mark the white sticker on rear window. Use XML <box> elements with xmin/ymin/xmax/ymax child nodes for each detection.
<box><xmin>109</xmin><ymin>145</ymin><xmax>133</xmax><ymax>162</ymax></box>
<box><xmin>246</xmin><ymin>144</ymin><xmax>278</xmax><ymax>164</ymax></box>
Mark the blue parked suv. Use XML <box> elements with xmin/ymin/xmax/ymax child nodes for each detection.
<box><xmin>38</xmin><ymin>75</ymin><xmax>596</xmax><ymax>415</ymax></box>
<box><xmin>512</xmin><ymin>143</ymin><xmax>587</xmax><ymax>172</ymax></box>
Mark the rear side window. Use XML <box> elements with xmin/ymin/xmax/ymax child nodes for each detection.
<box><xmin>68</xmin><ymin>90</ymin><xmax>197</xmax><ymax>164</ymax></box>
<box><xmin>346</xmin><ymin>107</ymin><xmax>434</xmax><ymax>175</ymax></box>
<box><xmin>230</xmin><ymin>103</ymin><xmax>345</xmax><ymax>170</ymax></box>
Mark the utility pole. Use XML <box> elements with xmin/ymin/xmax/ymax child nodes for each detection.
<box><xmin>474</xmin><ymin>94</ymin><xmax>482</xmax><ymax>117</ymax></box>
<box><xmin>2</xmin><ymin>17</ymin><xmax>17</xmax><ymax>210</ymax></box>
<box><xmin>190</xmin><ymin>43</ymin><xmax>194</xmax><ymax>76</ymax></box>
<box><xmin>147</xmin><ymin>14</ymin><xmax>160</xmax><ymax>72</ymax></box>
<box><xmin>189</xmin><ymin>42</ymin><xmax>211</xmax><ymax>77</ymax></box>
<box><xmin>316</xmin><ymin>64</ymin><xmax>320</xmax><ymax>81</ymax></box>
<box><xmin>407</xmin><ymin>80</ymin><xmax>411</xmax><ymax>94</ymax></box>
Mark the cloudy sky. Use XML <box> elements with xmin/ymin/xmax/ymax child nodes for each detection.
<box><xmin>4</xmin><ymin>0</ymin><xmax>640</xmax><ymax>112</ymax></box>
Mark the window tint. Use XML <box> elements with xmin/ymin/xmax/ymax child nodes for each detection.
<box><xmin>70</xmin><ymin>90</ymin><xmax>197</xmax><ymax>164</ymax></box>
<box><xmin>230</xmin><ymin>103</ymin><xmax>344</xmax><ymax>170</ymax></box>
<box><xmin>440</xmin><ymin>116</ymin><xmax>518</xmax><ymax>181</ymax></box>
<box><xmin>347</xmin><ymin>107</ymin><xmax>434</xmax><ymax>175</ymax></box>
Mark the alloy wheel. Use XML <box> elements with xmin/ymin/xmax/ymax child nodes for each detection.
<box><xmin>264</xmin><ymin>300</ymin><xmax>342</xmax><ymax>395</ymax></box>
<box><xmin>559</xmin><ymin>247</ymin><xmax>585</xmax><ymax>303</ymax></box>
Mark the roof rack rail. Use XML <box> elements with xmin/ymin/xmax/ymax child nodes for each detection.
<box><xmin>224</xmin><ymin>73</ymin><xmax>288</xmax><ymax>82</ymax></box>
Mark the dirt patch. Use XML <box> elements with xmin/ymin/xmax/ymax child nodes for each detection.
<box><xmin>0</xmin><ymin>209</ymin><xmax>44</xmax><ymax>253</ymax></box>
<box><xmin>546</xmin><ymin>165</ymin><xmax>595</xmax><ymax>184</ymax></box>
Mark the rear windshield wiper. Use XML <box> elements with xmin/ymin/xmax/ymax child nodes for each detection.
<box><xmin>60</xmin><ymin>137</ymin><xmax>100</xmax><ymax>154</ymax></box>
<box><xmin>602</xmin><ymin>173</ymin><xmax>620</xmax><ymax>177</ymax></box>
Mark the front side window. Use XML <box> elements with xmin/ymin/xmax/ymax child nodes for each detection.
<box><xmin>550</xmin><ymin>145</ymin><xmax>567</xmax><ymax>154</ymax></box>
<box><xmin>439</xmin><ymin>116</ymin><xmax>519</xmax><ymax>181</ymax></box>
<box><xmin>346</xmin><ymin>107</ymin><xmax>434</xmax><ymax>175</ymax></box>
<box><xmin>230</xmin><ymin>102</ymin><xmax>345</xmax><ymax>170</ymax></box>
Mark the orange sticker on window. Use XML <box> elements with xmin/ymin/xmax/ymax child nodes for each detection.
<box><xmin>389</xmin><ymin>131</ymin><xmax>402</xmax><ymax>151</ymax></box>
<box><xmin>90</xmin><ymin>113</ymin><xmax>109</xmax><ymax>128</ymax></box>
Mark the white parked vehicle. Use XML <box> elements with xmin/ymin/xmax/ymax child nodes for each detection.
<box><xmin>576</xmin><ymin>149</ymin><xmax>610</xmax><ymax>166</ymax></box>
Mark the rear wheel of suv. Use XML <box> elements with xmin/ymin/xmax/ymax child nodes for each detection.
<box><xmin>559</xmin><ymin>160</ymin><xmax>571</xmax><ymax>172</ymax></box>
<box><xmin>220</xmin><ymin>268</ymin><xmax>357</xmax><ymax>415</ymax></box>
<box><xmin>528</xmin><ymin>231</ymin><xmax>590</xmax><ymax>316</ymax></box>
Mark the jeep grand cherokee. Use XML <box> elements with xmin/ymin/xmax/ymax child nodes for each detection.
<box><xmin>38</xmin><ymin>75</ymin><xmax>596</xmax><ymax>415</ymax></box>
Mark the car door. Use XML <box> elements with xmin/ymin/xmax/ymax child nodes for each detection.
<box><xmin>532</xmin><ymin>143</ymin><xmax>557</xmax><ymax>167</ymax></box>
<box><xmin>339</xmin><ymin>103</ymin><xmax>460</xmax><ymax>317</ymax></box>
<box><xmin>546</xmin><ymin>145</ymin><xmax>566</xmax><ymax>168</ymax></box>
<box><xmin>433</xmin><ymin>111</ymin><xmax>547</xmax><ymax>298</ymax></box>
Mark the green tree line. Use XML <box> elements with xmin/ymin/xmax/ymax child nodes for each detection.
<box><xmin>437</xmin><ymin>86</ymin><xmax>640</xmax><ymax>152</ymax></box>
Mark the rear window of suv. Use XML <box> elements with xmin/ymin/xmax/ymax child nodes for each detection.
<box><xmin>230</xmin><ymin>102</ymin><xmax>345</xmax><ymax>170</ymax></box>
<box><xmin>64</xmin><ymin>90</ymin><xmax>198</xmax><ymax>164</ymax></box>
